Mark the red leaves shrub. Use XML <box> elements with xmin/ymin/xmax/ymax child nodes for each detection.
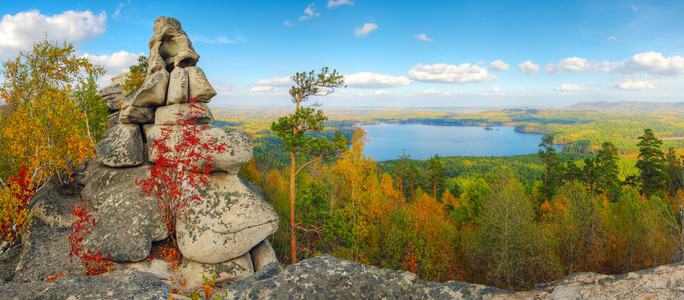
<box><xmin>0</xmin><ymin>167</ymin><xmax>35</xmax><ymax>248</ymax></box>
<box><xmin>137</xmin><ymin>98</ymin><xmax>226</xmax><ymax>239</ymax></box>
<box><xmin>68</xmin><ymin>203</ymin><xmax>112</xmax><ymax>276</ymax></box>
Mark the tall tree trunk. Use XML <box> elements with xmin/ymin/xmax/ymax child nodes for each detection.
<box><xmin>290</xmin><ymin>152</ymin><xmax>297</xmax><ymax>264</ymax></box>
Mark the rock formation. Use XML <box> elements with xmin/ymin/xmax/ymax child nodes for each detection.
<box><xmin>12</xmin><ymin>16</ymin><xmax>278</xmax><ymax>290</ymax></box>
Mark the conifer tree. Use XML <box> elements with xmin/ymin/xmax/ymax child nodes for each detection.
<box><xmin>636</xmin><ymin>129</ymin><xmax>667</xmax><ymax>198</ymax></box>
<box><xmin>538</xmin><ymin>134</ymin><xmax>564</xmax><ymax>202</ymax></box>
<box><xmin>270</xmin><ymin>67</ymin><xmax>347</xmax><ymax>264</ymax></box>
<box><xmin>427</xmin><ymin>154</ymin><xmax>446</xmax><ymax>199</ymax></box>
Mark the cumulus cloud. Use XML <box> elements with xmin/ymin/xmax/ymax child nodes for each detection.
<box><xmin>0</xmin><ymin>10</ymin><xmax>107</xmax><ymax>58</ymax></box>
<box><xmin>345</xmin><ymin>72</ymin><xmax>412</xmax><ymax>88</ymax></box>
<box><xmin>81</xmin><ymin>50</ymin><xmax>142</xmax><ymax>74</ymax></box>
<box><xmin>299</xmin><ymin>4</ymin><xmax>320</xmax><ymax>21</ymax></box>
<box><xmin>491</xmin><ymin>86</ymin><xmax>501</xmax><ymax>92</ymax></box>
<box><xmin>544</xmin><ymin>52</ymin><xmax>684</xmax><ymax>76</ymax></box>
<box><xmin>213</xmin><ymin>84</ymin><xmax>232</xmax><ymax>96</ymax></box>
<box><xmin>611</xmin><ymin>80</ymin><xmax>655</xmax><ymax>90</ymax></box>
<box><xmin>489</xmin><ymin>60</ymin><xmax>510</xmax><ymax>71</ymax></box>
<box><xmin>283</xmin><ymin>20</ymin><xmax>294</xmax><ymax>27</ymax></box>
<box><xmin>327</xmin><ymin>0</ymin><xmax>354</xmax><ymax>8</ymax></box>
<box><xmin>607</xmin><ymin>36</ymin><xmax>617</xmax><ymax>41</ymax></box>
<box><xmin>373</xmin><ymin>90</ymin><xmax>392</xmax><ymax>95</ymax></box>
<box><xmin>249</xmin><ymin>85</ymin><xmax>281</xmax><ymax>93</ymax></box>
<box><xmin>415</xmin><ymin>88</ymin><xmax>451</xmax><ymax>96</ymax></box>
<box><xmin>408</xmin><ymin>63</ymin><xmax>498</xmax><ymax>84</ymax></box>
<box><xmin>413</xmin><ymin>34</ymin><xmax>433</xmax><ymax>42</ymax></box>
<box><xmin>518</xmin><ymin>60</ymin><xmax>540</xmax><ymax>74</ymax></box>
<box><xmin>355</xmin><ymin>23</ymin><xmax>378</xmax><ymax>38</ymax></box>
<box><xmin>256</xmin><ymin>76</ymin><xmax>293</xmax><ymax>86</ymax></box>
<box><xmin>555</xmin><ymin>83</ymin><xmax>587</xmax><ymax>91</ymax></box>
<box><xmin>546</xmin><ymin>57</ymin><xmax>592</xmax><ymax>73</ymax></box>
<box><xmin>620</xmin><ymin>51</ymin><xmax>684</xmax><ymax>76</ymax></box>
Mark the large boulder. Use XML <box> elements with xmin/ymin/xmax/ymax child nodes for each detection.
<box><xmin>30</xmin><ymin>183</ymin><xmax>82</xmax><ymax>228</ymax></box>
<box><xmin>14</xmin><ymin>223</ymin><xmax>85</xmax><ymax>282</ymax></box>
<box><xmin>250</xmin><ymin>239</ymin><xmax>279</xmax><ymax>271</ymax></box>
<box><xmin>119</xmin><ymin>104</ymin><xmax>155</xmax><ymax>124</ymax></box>
<box><xmin>97</xmin><ymin>72</ymin><xmax>129</xmax><ymax>112</ymax></box>
<box><xmin>128</xmin><ymin>69</ymin><xmax>169</xmax><ymax>107</ymax></box>
<box><xmin>145</xmin><ymin>125</ymin><xmax>252</xmax><ymax>174</ymax></box>
<box><xmin>166</xmin><ymin>67</ymin><xmax>189</xmax><ymax>104</ymax></box>
<box><xmin>148</xmin><ymin>16</ymin><xmax>199</xmax><ymax>73</ymax></box>
<box><xmin>178</xmin><ymin>253</ymin><xmax>254</xmax><ymax>290</ymax></box>
<box><xmin>176</xmin><ymin>173</ymin><xmax>278</xmax><ymax>264</ymax></box>
<box><xmin>94</xmin><ymin>124</ymin><xmax>145</xmax><ymax>168</ymax></box>
<box><xmin>187</xmin><ymin>67</ymin><xmax>216</xmax><ymax>102</ymax></box>
<box><xmin>154</xmin><ymin>102</ymin><xmax>213</xmax><ymax>125</ymax></box>
<box><xmin>79</xmin><ymin>162</ymin><xmax>167</xmax><ymax>262</ymax></box>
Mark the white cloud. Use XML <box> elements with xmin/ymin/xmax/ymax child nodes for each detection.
<box><xmin>413</xmin><ymin>34</ymin><xmax>433</xmax><ymax>42</ymax></box>
<box><xmin>555</xmin><ymin>83</ymin><xmax>587</xmax><ymax>91</ymax></box>
<box><xmin>620</xmin><ymin>51</ymin><xmax>684</xmax><ymax>76</ymax></box>
<box><xmin>518</xmin><ymin>60</ymin><xmax>540</xmax><ymax>74</ymax></box>
<box><xmin>630</xmin><ymin>4</ymin><xmax>638</xmax><ymax>12</ymax></box>
<box><xmin>611</xmin><ymin>80</ymin><xmax>655</xmax><ymax>90</ymax></box>
<box><xmin>489</xmin><ymin>60</ymin><xmax>510</xmax><ymax>71</ymax></box>
<box><xmin>607</xmin><ymin>36</ymin><xmax>617</xmax><ymax>41</ymax></box>
<box><xmin>214</xmin><ymin>84</ymin><xmax>232</xmax><ymax>96</ymax></box>
<box><xmin>113</xmin><ymin>1</ymin><xmax>130</xmax><ymax>19</ymax></box>
<box><xmin>81</xmin><ymin>50</ymin><xmax>142</xmax><ymax>75</ymax></box>
<box><xmin>0</xmin><ymin>10</ymin><xmax>107</xmax><ymax>58</ymax></box>
<box><xmin>355</xmin><ymin>23</ymin><xmax>378</xmax><ymax>38</ymax></box>
<box><xmin>415</xmin><ymin>88</ymin><xmax>452</xmax><ymax>96</ymax></box>
<box><xmin>408</xmin><ymin>63</ymin><xmax>498</xmax><ymax>84</ymax></box>
<box><xmin>345</xmin><ymin>72</ymin><xmax>412</xmax><ymax>88</ymax></box>
<box><xmin>283</xmin><ymin>20</ymin><xmax>294</xmax><ymax>27</ymax></box>
<box><xmin>327</xmin><ymin>0</ymin><xmax>354</xmax><ymax>8</ymax></box>
<box><xmin>546</xmin><ymin>57</ymin><xmax>592</xmax><ymax>73</ymax></box>
<box><xmin>299</xmin><ymin>4</ymin><xmax>320</xmax><ymax>21</ymax></box>
<box><xmin>256</xmin><ymin>76</ymin><xmax>293</xmax><ymax>86</ymax></box>
<box><xmin>491</xmin><ymin>86</ymin><xmax>500</xmax><ymax>92</ymax></box>
<box><xmin>373</xmin><ymin>90</ymin><xmax>392</xmax><ymax>95</ymax></box>
<box><xmin>249</xmin><ymin>85</ymin><xmax>281</xmax><ymax>93</ymax></box>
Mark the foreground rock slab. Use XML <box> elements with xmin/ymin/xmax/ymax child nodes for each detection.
<box><xmin>0</xmin><ymin>270</ymin><xmax>169</xmax><ymax>299</ymax></box>
<box><xmin>218</xmin><ymin>255</ymin><xmax>684</xmax><ymax>300</ymax></box>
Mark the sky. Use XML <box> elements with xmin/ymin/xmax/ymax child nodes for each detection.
<box><xmin>2</xmin><ymin>0</ymin><xmax>684</xmax><ymax>107</ymax></box>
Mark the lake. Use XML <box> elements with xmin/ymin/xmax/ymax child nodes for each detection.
<box><xmin>360</xmin><ymin>124</ymin><xmax>557</xmax><ymax>161</ymax></box>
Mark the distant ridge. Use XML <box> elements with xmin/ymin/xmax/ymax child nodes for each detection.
<box><xmin>568</xmin><ymin>101</ymin><xmax>684</xmax><ymax>113</ymax></box>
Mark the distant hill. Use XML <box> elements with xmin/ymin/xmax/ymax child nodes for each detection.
<box><xmin>568</xmin><ymin>101</ymin><xmax>684</xmax><ymax>113</ymax></box>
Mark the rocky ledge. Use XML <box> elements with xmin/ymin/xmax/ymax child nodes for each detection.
<box><xmin>2</xmin><ymin>254</ymin><xmax>682</xmax><ymax>299</ymax></box>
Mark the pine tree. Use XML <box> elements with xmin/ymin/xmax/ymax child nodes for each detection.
<box><xmin>427</xmin><ymin>154</ymin><xmax>446</xmax><ymax>199</ymax></box>
<box><xmin>270</xmin><ymin>67</ymin><xmax>347</xmax><ymax>264</ymax></box>
<box><xmin>538</xmin><ymin>134</ymin><xmax>564</xmax><ymax>202</ymax></box>
<box><xmin>636</xmin><ymin>129</ymin><xmax>667</xmax><ymax>198</ymax></box>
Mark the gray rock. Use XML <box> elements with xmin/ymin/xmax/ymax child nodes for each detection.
<box><xmin>177</xmin><ymin>173</ymin><xmax>278</xmax><ymax>264</ymax></box>
<box><xmin>30</xmin><ymin>183</ymin><xmax>82</xmax><ymax>228</ymax></box>
<box><xmin>14</xmin><ymin>224</ymin><xmax>85</xmax><ymax>282</ymax></box>
<box><xmin>250</xmin><ymin>239</ymin><xmax>278</xmax><ymax>271</ymax></box>
<box><xmin>0</xmin><ymin>270</ymin><xmax>169</xmax><ymax>299</ymax></box>
<box><xmin>94</xmin><ymin>124</ymin><xmax>144</xmax><ymax>168</ymax></box>
<box><xmin>166</xmin><ymin>67</ymin><xmax>189</xmax><ymax>104</ymax></box>
<box><xmin>119</xmin><ymin>104</ymin><xmax>154</xmax><ymax>124</ymax></box>
<box><xmin>84</xmin><ymin>192</ymin><xmax>167</xmax><ymax>262</ymax></box>
<box><xmin>205</xmin><ymin>127</ymin><xmax>253</xmax><ymax>174</ymax></box>
<box><xmin>154</xmin><ymin>102</ymin><xmax>213</xmax><ymax>125</ymax></box>
<box><xmin>106</xmin><ymin>111</ymin><xmax>120</xmax><ymax>132</ymax></box>
<box><xmin>79</xmin><ymin>162</ymin><xmax>167</xmax><ymax>262</ymax></box>
<box><xmin>96</xmin><ymin>73</ymin><xmax>129</xmax><ymax>112</ymax></box>
<box><xmin>148</xmin><ymin>17</ymin><xmax>199</xmax><ymax>73</ymax></box>
<box><xmin>0</xmin><ymin>243</ymin><xmax>22</xmax><ymax>281</ymax></box>
<box><xmin>129</xmin><ymin>69</ymin><xmax>169</xmax><ymax>107</ymax></box>
<box><xmin>178</xmin><ymin>253</ymin><xmax>254</xmax><ymax>290</ymax></box>
<box><xmin>187</xmin><ymin>67</ymin><xmax>216</xmax><ymax>102</ymax></box>
<box><xmin>148</xmin><ymin>41</ymin><xmax>166</xmax><ymax>75</ymax></box>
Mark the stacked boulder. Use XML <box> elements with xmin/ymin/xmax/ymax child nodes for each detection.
<box><xmin>82</xmin><ymin>16</ymin><xmax>279</xmax><ymax>288</ymax></box>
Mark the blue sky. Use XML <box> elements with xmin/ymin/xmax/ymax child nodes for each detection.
<box><xmin>2</xmin><ymin>0</ymin><xmax>684</xmax><ymax>107</ymax></box>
